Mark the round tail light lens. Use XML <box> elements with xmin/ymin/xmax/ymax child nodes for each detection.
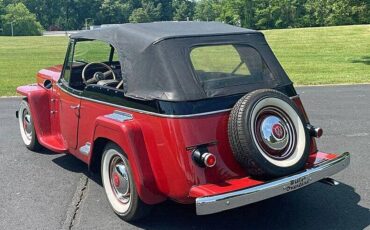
<box><xmin>202</xmin><ymin>153</ymin><xmax>217</xmax><ymax>168</ymax></box>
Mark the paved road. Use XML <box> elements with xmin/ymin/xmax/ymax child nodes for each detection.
<box><xmin>1</xmin><ymin>85</ymin><xmax>369</xmax><ymax>230</ymax></box>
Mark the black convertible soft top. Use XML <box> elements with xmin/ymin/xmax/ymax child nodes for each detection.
<box><xmin>71</xmin><ymin>22</ymin><xmax>291</xmax><ymax>101</ymax></box>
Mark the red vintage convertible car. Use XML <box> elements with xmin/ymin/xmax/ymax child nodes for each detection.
<box><xmin>16</xmin><ymin>22</ymin><xmax>350</xmax><ymax>221</ymax></box>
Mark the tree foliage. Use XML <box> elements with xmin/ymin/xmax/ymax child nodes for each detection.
<box><xmin>0</xmin><ymin>0</ymin><xmax>369</xmax><ymax>35</ymax></box>
<box><xmin>172</xmin><ymin>0</ymin><xmax>194</xmax><ymax>21</ymax></box>
<box><xmin>1</xmin><ymin>2</ymin><xmax>43</xmax><ymax>35</ymax></box>
<box><xmin>129</xmin><ymin>1</ymin><xmax>162</xmax><ymax>22</ymax></box>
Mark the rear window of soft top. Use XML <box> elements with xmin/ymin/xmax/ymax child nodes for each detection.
<box><xmin>190</xmin><ymin>44</ymin><xmax>275</xmax><ymax>90</ymax></box>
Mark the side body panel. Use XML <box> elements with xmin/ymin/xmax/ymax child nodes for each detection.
<box><xmin>16</xmin><ymin>85</ymin><xmax>51</xmax><ymax>138</ymax></box>
<box><xmin>17</xmin><ymin>67</ymin><xmax>68</xmax><ymax>153</ymax></box>
<box><xmin>58</xmin><ymin>90</ymin><xmax>80</xmax><ymax>150</ymax></box>
<box><xmin>76</xmin><ymin>97</ymin><xmax>247</xmax><ymax>203</ymax></box>
<box><xmin>18</xmin><ymin>66</ymin><xmax>315</xmax><ymax>205</ymax></box>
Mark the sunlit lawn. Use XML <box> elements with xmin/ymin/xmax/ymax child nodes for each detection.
<box><xmin>0</xmin><ymin>36</ymin><xmax>68</xmax><ymax>96</ymax></box>
<box><xmin>0</xmin><ymin>24</ymin><xmax>369</xmax><ymax>96</ymax></box>
<box><xmin>264</xmin><ymin>24</ymin><xmax>370</xmax><ymax>85</ymax></box>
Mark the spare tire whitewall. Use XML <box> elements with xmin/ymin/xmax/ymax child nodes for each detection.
<box><xmin>228</xmin><ymin>89</ymin><xmax>311</xmax><ymax>178</ymax></box>
<box><xmin>250</xmin><ymin>97</ymin><xmax>306</xmax><ymax>167</ymax></box>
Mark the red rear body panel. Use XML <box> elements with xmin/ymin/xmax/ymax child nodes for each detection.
<box><xmin>18</xmin><ymin>65</ymin><xmax>322</xmax><ymax>205</ymax></box>
<box><xmin>189</xmin><ymin>152</ymin><xmax>338</xmax><ymax>198</ymax></box>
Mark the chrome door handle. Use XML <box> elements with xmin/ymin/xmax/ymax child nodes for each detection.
<box><xmin>70</xmin><ymin>105</ymin><xmax>80</xmax><ymax>109</ymax></box>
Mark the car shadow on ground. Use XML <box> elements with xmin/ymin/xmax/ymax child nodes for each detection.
<box><xmin>52</xmin><ymin>153</ymin><xmax>88</xmax><ymax>173</ymax></box>
<box><xmin>52</xmin><ymin>154</ymin><xmax>370</xmax><ymax>230</ymax></box>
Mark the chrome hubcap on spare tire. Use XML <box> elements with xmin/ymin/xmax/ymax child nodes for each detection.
<box><xmin>260</xmin><ymin>115</ymin><xmax>288</xmax><ymax>150</ymax></box>
<box><xmin>254</xmin><ymin>107</ymin><xmax>296</xmax><ymax>160</ymax></box>
<box><xmin>109</xmin><ymin>156</ymin><xmax>130</xmax><ymax>204</ymax></box>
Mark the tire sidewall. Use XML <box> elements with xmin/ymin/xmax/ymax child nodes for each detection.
<box><xmin>18</xmin><ymin>100</ymin><xmax>38</xmax><ymax>149</ymax></box>
<box><xmin>101</xmin><ymin>143</ymin><xmax>139</xmax><ymax>220</ymax></box>
<box><xmin>231</xmin><ymin>90</ymin><xmax>311</xmax><ymax>177</ymax></box>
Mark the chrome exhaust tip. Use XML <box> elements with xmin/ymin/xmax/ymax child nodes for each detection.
<box><xmin>320</xmin><ymin>177</ymin><xmax>340</xmax><ymax>186</ymax></box>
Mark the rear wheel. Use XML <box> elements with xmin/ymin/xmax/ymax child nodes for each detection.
<box><xmin>101</xmin><ymin>143</ymin><xmax>151</xmax><ymax>221</ymax></box>
<box><xmin>18</xmin><ymin>100</ymin><xmax>42</xmax><ymax>151</ymax></box>
<box><xmin>228</xmin><ymin>89</ymin><xmax>310</xmax><ymax>178</ymax></box>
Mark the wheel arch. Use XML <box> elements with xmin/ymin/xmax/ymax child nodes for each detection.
<box><xmin>89</xmin><ymin>137</ymin><xmax>110</xmax><ymax>174</ymax></box>
<box><xmin>16</xmin><ymin>85</ymin><xmax>52</xmax><ymax>140</ymax></box>
<box><xmin>89</xmin><ymin>117</ymin><xmax>166</xmax><ymax>205</ymax></box>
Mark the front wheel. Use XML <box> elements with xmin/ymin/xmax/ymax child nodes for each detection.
<box><xmin>18</xmin><ymin>100</ymin><xmax>42</xmax><ymax>151</ymax></box>
<box><xmin>101</xmin><ymin>143</ymin><xmax>151</xmax><ymax>221</ymax></box>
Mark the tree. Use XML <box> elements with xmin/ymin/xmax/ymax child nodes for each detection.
<box><xmin>129</xmin><ymin>1</ymin><xmax>162</xmax><ymax>23</ymax></box>
<box><xmin>99</xmin><ymin>0</ymin><xmax>131</xmax><ymax>24</ymax></box>
<box><xmin>172</xmin><ymin>0</ymin><xmax>195</xmax><ymax>21</ymax></box>
<box><xmin>154</xmin><ymin>0</ymin><xmax>173</xmax><ymax>20</ymax></box>
<box><xmin>1</xmin><ymin>0</ymin><xmax>369</xmax><ymax>32</ymax></box>
<box><xmin>356</xmin><ymin>0</ymin><xmax>370</xmax><ymax>24</ymax></box>
<box><xmin>129</xmin><ymin>8</ymin><xmax>150</xmax><ymax>22</ymax></box>
<box><xmin>0</xmin><ymin>0</ymin><xmax>5</xmax><ymax>31</ymax></box>
<box><xmin>194</xmin><ymin>0</ymin><xmax>219</xmax><ymax>21</ymax></box>
<box><xmin>1</xmin><ymin>3</ymin><xmax>43</xmax><ymax>35</ymax></box>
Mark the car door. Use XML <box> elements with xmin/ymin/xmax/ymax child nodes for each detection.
<box><xmin>57</xmin><ymin>41</ymin><xmax>81</xmax><ymax>150</ymax></box>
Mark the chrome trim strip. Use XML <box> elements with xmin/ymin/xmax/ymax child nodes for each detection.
<box><xmin>56</xmin><ymin>83</ymin><xmax>231</xmax><ymax>118</ymax></box>
<box><xmin>195</xmin><ymin>152</ymin><xmax>350</xmax><ymax>215</ymax></box>
<box><xmin>104</xmin><ymin>111</ymin><xmax>133</xmax><ymax>122</ymax></box>
<box><xmin>79</xmin><ymin>142</ymin><xmax>91</xmax><ymax>155</ymax></box>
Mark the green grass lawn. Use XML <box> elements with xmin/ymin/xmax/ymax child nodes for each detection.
<box><xmin>0</xmin><ymin>24</ymin><xmax>369</xmax><ymax>96</ymax></box>
<box><xmin>264</xmin><ymin>25</ymin><xmax>370</xmax><ymax>86</ymax></box>
<box><xmin>0</xmin><ymin>36</ymin><xmax>68</xmax><ymax>96</ymax></box>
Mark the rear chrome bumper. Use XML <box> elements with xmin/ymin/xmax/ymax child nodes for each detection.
<box><xmin>196</xmin><ymin>152</ymin><xmax>350</xmax><ymax>215</ymax></box>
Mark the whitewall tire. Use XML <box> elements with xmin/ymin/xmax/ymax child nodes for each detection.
<box><xmin>101</xmin><ymin>143</ymin><xmax>151</xmax><ymax>221</ymax></box>
<box><xmin>18</xmin><ymin>100</ymin><xmax>42</xmax><ymax>151</ymax></box>
<box><xmin>228</xmin><ymin>89</ymin><xmax>311</xmax><ymax>178</ymax></box>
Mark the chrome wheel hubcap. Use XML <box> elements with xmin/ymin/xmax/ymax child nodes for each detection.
<box><xmin>254</xmin><ymin>107</ymin><xmax>297</xmax><ymax>160</ymax></box>
<box><xmin>110</xmin><ymin>156</ymin><xmax>130</xmax><ymax>204</ymax></box>
<box><xmin>22</xmin><ymin>110</ymin><xmax>32</xmax><ymax>139</ymax></box>
<box><xmin>260</xmin><ymin>115</ymin><xmax>289</xmax><ymax>150</ymax></box>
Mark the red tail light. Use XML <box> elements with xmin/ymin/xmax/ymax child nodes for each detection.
<box><xmin>192</xmin><ymin>148</ymin><xmax>217</xmax><ymax>168</ymax></box>
<box><xmin>203</xmin><ymin>153</ymin><xmax>217</xmax><ymax>168</ymax></box>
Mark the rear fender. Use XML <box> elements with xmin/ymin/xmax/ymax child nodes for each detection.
<box><xmin>16</xmin><ymin>85</ymin><xmax>51</xmax><ymax>137</ymax></box>
<box><xmin>89</xmin><ymin>115</ymin><xmax>166</xmax><ymax>205</ymax></box>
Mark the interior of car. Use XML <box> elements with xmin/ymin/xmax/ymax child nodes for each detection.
<box><xmin>68</xmin><ymin>61</ymin><xmax>123</xmax><ymax>90</ymax></box>
<box><xmin>64</xmin><ymin>39</ymin><xmax>124</xmax><ymax>91</ymax></box>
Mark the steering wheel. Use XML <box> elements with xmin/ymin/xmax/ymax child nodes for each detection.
<box><xmin>82</xmin><ymin>62</ymin><xmax>117</xmax><ymax>85</ymax></box>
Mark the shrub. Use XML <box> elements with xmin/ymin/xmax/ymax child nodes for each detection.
<box><xmin>1</xmin><ymin>3</ymin><xmax>44</xmax><ymax>36</ymax></box>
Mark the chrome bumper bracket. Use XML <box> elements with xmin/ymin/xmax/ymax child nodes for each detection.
<box><xmin>196</xmin><ymin>152</ymin><xmax>350</xmax><ymax>215</ymax></box>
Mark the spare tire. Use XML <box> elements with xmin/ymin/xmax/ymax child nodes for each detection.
<box><xmin>228</xmin><ymin>89</ymin><xmax>310</xmax><ymax>178</ymax></box>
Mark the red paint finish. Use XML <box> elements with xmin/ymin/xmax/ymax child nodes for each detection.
<box><xmin>189</xmin><ymin>177</ymin><xmax>263</xmax><ymax>198</ymax></box>
<box><xmin>58</xmin><ymin>90</ymin><xmax>80</xmax><ymax>150</ymax></box>
<box><xmin>17</xmin><ymin>84</ymin><xmax>67</xmax><ymax>153</ymax></box>
<box><xmin>292</xmin><ymin>96</ymin><xmax>318</xmax><ymax>154</ymax></box>
<box><xmin>17</xmin><ymin>66</ymin><xmax>67</xmax><ymax>153</ymax></box>
<box><xmin>113</xmin><ymin>172</ymin><xmax>120</xmax><ymax>187</ymax></box>
<box><xmin>189</xmin><ymin>151</ymin><xmax>341</xmax><ymax>198</ymax></box>
<box><xmin>74</xmin><ymin>98</ymin><xmax>245</xmax><ymax>204</ymax></box>
<box><xmin>18</xmin><ymin>65</ymin><xmax>325</xmax><ymax>205</ymax></box>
